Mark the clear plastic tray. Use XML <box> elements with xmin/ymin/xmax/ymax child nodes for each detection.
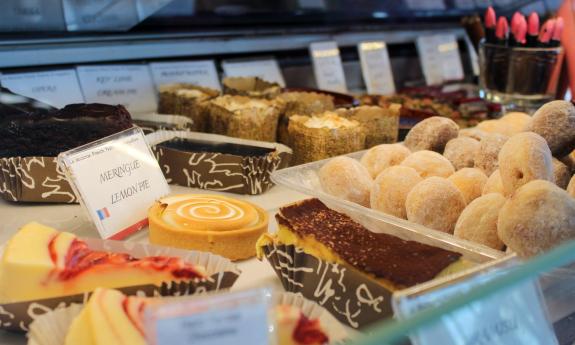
<box><xmin>272</xmin><ymin>151</ymin><xmax>505</xmax><ymax>262</ymax></box>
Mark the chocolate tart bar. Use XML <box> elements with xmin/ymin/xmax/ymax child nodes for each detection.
<box><xmin>276</xmin><ymin>91</ymin><xmax>335</xmax><ymax>146</ymax></box>
<box><xmin>288</xmin><ymin>112</ymin><xmax>366</xmax><ymax>165</ymax></box>
<box><xmin>336</xmin><ymin>105</ymin><xmax>400</xmax><ymax>148</ymax></box>
<box><xmin>257</xmin><ymin>199</ymin><xmax>473</xmax><ymax>329</ymax></box>
<box><xmin>158</xmin><ymin>83</ymin><xmax>219</xmax><ymax>132</ymax></box>
<box><xmin>147</xmin><ymin>130</ymin><xmax>292</xmax><ymax>195</ymax></box>
<box><xmin>222</xmin><ymin>76</ymin><xmax>282</xmax><ymax>99</ymax></box>
<box><xmin>206</xmin><ymin>95</ymin><xmax>284</xmax><ymax>142</ymax></box>
<box><xmin>0</xmin><ymin>103</ymin><xmax>133</xmax><ymax>203</ymax></box>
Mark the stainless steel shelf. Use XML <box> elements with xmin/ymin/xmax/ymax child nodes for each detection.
<box><xmin>0</xmin><ymin>27</ymin><xmax>467</xmax><ymax>68</ymax></box>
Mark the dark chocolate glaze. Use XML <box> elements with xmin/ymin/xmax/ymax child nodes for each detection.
<box><xmin>157</xmin><ymin>137</ymin><xmax>274</xmax><ymax>157</ymax></box>
<box><xmin>277</xmin><ymin>199</ymin><xmax>462</xmax><ymax>288</ymax></box>
<box><xmin>0</xmin><ymin>103</ymin><xmax>132</xmax><ymax>157</ymax></box>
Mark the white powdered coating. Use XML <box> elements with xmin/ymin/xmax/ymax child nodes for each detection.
<box><xmin>360</xmin><ymin>143</ymin><xmax>411</xmax><ymax>178</ymax></box>
<box><xmin>319</xmin><ymin>156</ymin><xmax>373</xmax><ymax>207</ymax></box>
<box><xmin>404</xmin><ymin>116</ymin><xmax>459</xmax><ymax>152</ymax></box>
<box><xmin>400</xmin><ymin>150</ymin><xmax>455</xmax><ymax>178</ymax></box>
<box><xmin>498</xmin><ymin>132</ymin><xmax>554</xmax><ymax>196</ymax></box>
<box><xmin>474</xmin><ymin>132</ymin><xmax>509</xmax><ymax>176</ymax></box>
<box><xmin>552</xmin><ymin>158</ymin><xmax>571</xmax><ymax>189</ymax></box>
<box><xmin>482</xmin><ymin>169</ymin><xmax>504</xmax><ymax>195</ymax></box>
<box><xmin>370</xmin><ymin>165</ymin><xmax>422</xmax><ymax>219</ymax></box>
<box><xmin>498</xmin><ymin>180</ymin><xmax>575</xmax><ymax>258</ymax></box>
<box><xmin>443</xmin><ymin>137</ymin><xmax>480</xmax><ymax>170</ymax></box>
<box><xmin>448</xmin><ymin>168</ymin><xmax>488</xmax><ymax>204</ymax></box>
<box><xmin>528</xmin><ymin>100</ymin><xmax>575</xmax><ymax>156</ymax></box>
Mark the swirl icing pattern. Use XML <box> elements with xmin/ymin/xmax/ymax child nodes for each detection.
<box><xmin>149</xmin><ymin>194</ymin><xmax>268</xmax><ymax>261</ymax></box>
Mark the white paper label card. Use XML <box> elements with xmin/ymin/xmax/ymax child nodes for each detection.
<box><xmin>150</xmin><ymin>60</ymin><xmax>221</xmax><ymax>91</ymax></box>
<box><xmin>395</xmin><ymin>270</ymin><xmax>558</xmax><ymax>345</ymax></box>
<box><xmin>0</xmin><ymin>69</ymin><xmax>85</xmax><ymax>108</ymax></box>
<box><xmin>310</xmin><ymin>41</ymin><xmax>347</xmax><ymax>93</ymax></box>
<box><xmin>222</xmin><ymin>58</ymin><xmax>285</xmax><ymax>87</ymax></box>
<box><xmin>77</xmin><ymin>65</ymin><xmax>157</xmax><ymax>114</ymax></box>
<box><xmin>146</xmin><ymin>288</ymin><xmax>272</xmax><ymax>345</ymax></box>
<box><xmin>416</xmin><ymin>35</ymin><xmax>464</xmax><ymax>85</ymax></box>
<box><xmin>58</xmin><ymin>127</ymin><xmax>170</xmax><ymax>240</ymax></box>
<box><xmin>358</xmin><ymin>41</ymin><xmax>396</xmax><ymax>95</ymax></box>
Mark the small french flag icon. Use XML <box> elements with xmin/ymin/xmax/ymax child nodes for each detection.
<box><xmin>97</xmin><ymin>207</ymin><xmax>110</xmax><ymax>220</ymax></box>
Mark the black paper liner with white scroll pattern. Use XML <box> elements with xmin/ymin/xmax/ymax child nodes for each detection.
<box><xmin>0</xmin><ymin>156</ymin><xmax>77</xmax><ymax>203</ymax></box>
<box><xmin>147</xmin><ymin>130</ymin><xmax>292</xmax><ymax>195</ymax></box>
<box><xmin>260</xmin><ymin>242</ymin><xmax>393</xmax><ymax>330</ymax></box>
<box><xmin>0</xmin><ymin>238</ymin><xmax>240</xmax><ymax>332</ymax></box>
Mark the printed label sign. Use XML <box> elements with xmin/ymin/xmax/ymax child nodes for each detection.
<box><xmin>358</xmin><ymin>41</ymin><xmax>396</xmax><ymax>95</ymax></box>
<box><xmin>1</xmin><ymin>70</ymin><xmax>84</xmax><ymax>108</ymax></box>
<box><xmin>150</xmin><ymin>60</ymin><xmax>221</xmax><ymax>91</ymax></box>
<box><xmin>222</xmin><ymin>58</ymin><xmax>285</xmax><ymax>87</ymax></box>
<box><xmin>76</xmin><ymin>65</ymin><xmax>157</xmax><ymax>114</ymax></box>
<box><xmin>416</xmin><ymin>34</ymin><xmax>464</xmax><ymax>85</ymax></box>
<box><xmin>148</xmin><ymin>288</ymin><xmax>271</xmax><ymax>345</ymax></box>
<box><xmin>310</xmin><ymin>41</ymin><xmax>347</xmax><ymax>93</ymax></box>
<box><xmin>58</xmin><ymin>127</ymin><xmax>170</xmax><ymax>240</ymax></box>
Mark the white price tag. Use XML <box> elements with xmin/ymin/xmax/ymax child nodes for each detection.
<box><xmin>58</xmin><ymin>127</ymin><xmax>169</xmax><ymax>240</ymax></box>
<box><xmin>77</xmin><ymin>65</ymin><xmax>157</xmax><ymax>114</ymax></box>
<box><xmin>150</xmin><ymin>60</ymin><xmax>221</xmax><ymax>91</ymax></box>
<box><xmin>416</xmin><ymin>35</ymin><xmax>464</xmax><ymax>85</ymax></box>
<box><xmin>0</xmin><ymin>70</ymin><xmax>84</xmax><ymax>108</ymax></box>
<box><xmin>0</xmin><ymin>0</ymin><xmax>65</xmax><ymax>31</ymax></box>
<box><xmin>310</xmin><ymin>41</ymin><xmax>347</xmax><ymax>93</ymax></box>
<box><xmin>222</xmin><ymin>58</ymin><xmax>285</xmax><ymax>87</ymax></box>
<box><xmin>395</xmin><ymin>268</ymin><xmax>558</xmax><ymax>345</ymax></box>
<box><xmin>146</xmin><ymin>288</ymin><xmax>272</xmax><ymax>345</ymax></box>
<box><xmin>358</xmin><ymin>41</ymin><xmax>396</xmax><ymax>95</ymax></box>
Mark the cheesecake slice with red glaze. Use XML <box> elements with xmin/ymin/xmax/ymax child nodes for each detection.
<box><xmin>0</xmin><ymin>222</ymin><xmax>205</xmax><ymax>303</ymax></box>
<box><xmin>276</xmin><ymin>304</ymin><xmax>330</xmax><ymax>345</ymax></box>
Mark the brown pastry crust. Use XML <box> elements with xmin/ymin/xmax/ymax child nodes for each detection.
<box><xmin>277</xmin><ymin>199</ymin><xmax>462</xmax><ymax>288</ymax></box>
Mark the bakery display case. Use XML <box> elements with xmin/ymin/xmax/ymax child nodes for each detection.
<box><xmin>1</xmin><ymin>0</ymin><xmax>574</xmax><ymax>344</ymax></box>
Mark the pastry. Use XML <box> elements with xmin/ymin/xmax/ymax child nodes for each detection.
<box><xmin>404</xmin><ymin>116</ymin><xmax>459</xmax><ymax>153</ymax></box>
<box><xmin>400</xmin><ymin>150</ymin><xmax>455</xmax><ymax>178</ymax></box>
<box><xmin>206</xmin><ymin>95</ymin><xmax>283</xmax><ymax>142</ymax></box>
<box><xmin>0</xmin><ymin>223</ymin><xmax>205</xmax><ymax>303</ymax></box>
<box><xmin>276</xmin><ymin>304</ymin><xmax>329</xmax><ymax>345</ymax></box>
<box><xmin>560</xmin><ymin>150</ymin><xmax>575</xmax><ymax>174</ymax></box>
<box><xmin>568</xmin><ymin>175</ymin><xmax>575</xmax><ymax>197</ymax></box>
<box><xmin>318</xmin><ymin>156</ymin><xmax>373</xmax><ymax>207</ymax></box>
<box><xmin>500</xmin><ymin>112</ymin><xmax>531</xmax><ymax>134</ymax></box>
<box><xmin>454</xmin><ymin>193</ymin><xmax>506</xmax><ymax>250</ymax></box>
<box><xmin>476</xmin><ymin>119</ymin><xmax>512</xmax><ymax>136</ymax></box>
<box><xmin>482</xmin><ymin>169</ymin><xmax>504</xmax><ymax>195</ymax></box>
<box><xmin>65</xmin><ymin>288</ymin><xmax>147</xmax><ymax>345</ymax></box>
<box><xmin>405</xmin><ymin>177</ymin><xmax>466</xmax><ymax>233</ymax></box>
<box><xmin>474</xmin><ymin>133</ymin><xmax>509</xmax><ymax>176</ymax></box>
<box><xmin>171</xmin><ymin>85</ymin><xmax>219</xmax><ymax>131</ymax></box>
<box><xmin>370</xmin><ymin>166</ymin><xmax>422</xmax><ymax>219</ymax></box>
<box><xmin>527</xmin><ymin>100</ymin><xmax>575</xmax><ymax>156</ymax></box>
<box><xmin>443</xmin><ymin>137</ymin><xmax>480</xmax><ymax>170</ymax></box>
<box><xmin>222</xmin><ymin>77</ymin><xmax>281</xmax><ymax>99</ymax></box>
<box><xmin>0</xmin><ymin>103</ymin><xmax>132</xmax><ymax>157</ymax></box>
<box><xmin>498</xmin><ymin>132</ymin><xmax>554</xmax><ymax>196</ymax></box>
<box><xmin>288</xmin><ymin>112</ymin><xmax>365</xmax><ymax>165</ymax></box>
<box><xmin>148</xmin><ymin>194</ymin><xmax>268</xmax><ymax>261</ymax></box>
<box><xmin>458</xmin><ymin>128</ymin><xmax>487</xmax><ymax>141</ymax></box>
<box><xmin>149</xmin><ymin>131</ymin><xmax>292</xmax><ymax>195</ymax></box>
<box><xmin>448</xmin><ymin>168</ymin><xmax>488</xmax><ymax>204</ymax></box>
<box><xmin>258</xmin><ymin>199</ymin><xmax>466</xmax><ymax>290</ymax></box>
<box><xmin>276</xmin><ymin>91</ymin><xmax>335</xmax><ymax>146</ymax></box>
<box><xmin>336</xmin><ymin>105</ymin><xmax>400</xmax><ymax>148</ymax></box>
<box><xmin>497</xmin><ymin>180</ymin><xmax>575</xmax><ymax>258</ymax></box>
<box><xmin>552</xmin><ymin>158</ymin><xmax>571</xmax><ymax>189</ymax></box>
<box><xmin>360</xmin><ymin>143</ymin><xmax>411</xmax><ymax>178</ymax></box>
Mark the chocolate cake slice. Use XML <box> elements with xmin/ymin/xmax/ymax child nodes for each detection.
<box><xmin>0</xmin><ymin>103</ymin><xmax>133</xmax><ymax>157</ymax></box>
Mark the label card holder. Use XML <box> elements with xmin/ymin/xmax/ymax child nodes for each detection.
<box><xmin>150</xmin><ymin>60</ymin><xmax>221</xmax><ymax>91</ymax></box>
<box><xmin>222</xmin><ymin>58</ymin><xmax>286</xmax><ymax>87</ymax></box>
<box><xmin>76</xmin><ymin>65</ymin><xmax>158</xmax><ymax>114</ymax></box>
<box><xmin>309</xmin><ymin>41</ymin><xmax>348</xmax><ymax>93</ymax></box>
<box><xmin>394</xmin><ymin>265</ymin><xmax>558</xmax><ymax>345</ymax></box>
<box><xmin>145</xmin><ymin>288</ymin><xmax>274</xmax><ymax>345</ymax></box>
<box><xmin>416</xmin><ymin>34</ymin><xmax>464</xmax><ymax>85</ymax></box>
<box><xmin>58</xmin><ymin>127</ymin><xmax>170</xmax><ymax>240</ymax></box>
<box><xmin>0</xmin><ymin>69</ymin><xmax>85</xmax><ymax>108</ymax></box>
<box><xmin>358</xmin><ymin>41</ymin><xmax>396</xmax><ymax>95</ymax></box>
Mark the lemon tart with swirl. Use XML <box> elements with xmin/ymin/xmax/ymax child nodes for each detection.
<box><xmin>149</xmin><ymin>194</ymin><xmax>268</xmax><ymax>260</ymax></box>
